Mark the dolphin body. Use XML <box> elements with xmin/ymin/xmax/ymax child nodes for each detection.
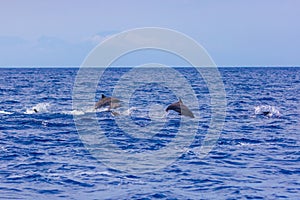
<box><xmin>166</xmin><ymin>98</ymin><xmax>195</xmax><ymax>118</ymax></box>
<box><xmin>95</xmin><ymin>94</ymin><xmax>122</xmax><ymax>110</ymax></box>
<box><xmin>262</xmin><ymin>111</ymin><xmax>271</xmax><ymax>116</ymax></box>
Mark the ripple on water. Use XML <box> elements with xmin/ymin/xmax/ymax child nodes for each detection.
<box><xmin>0</xmin><ymin>67</ymin><xmax>299</xmax><ymax>199</ymax></box>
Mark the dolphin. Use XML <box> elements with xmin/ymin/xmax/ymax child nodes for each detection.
<box><xmin>166</xmin><ymin>98</ymin><xmax>195</xmax><ymax>118</ymax></box>
<box><xmin>95</xmin><ymin>94</ymin><xmax>122</xmax><ymax>110</ymax></box>
<box><xmin>262</xmin><ymin>111</ymin><xmax>271</xmax><ymax>116</ymax></box>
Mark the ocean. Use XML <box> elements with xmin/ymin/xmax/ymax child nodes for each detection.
<box><xmin>0</xmin><ymin>67</ymin><xmax>299</xmax><ymax>199</ymax></box>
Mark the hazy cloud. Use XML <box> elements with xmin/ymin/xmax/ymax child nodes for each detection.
<box><xmin>0</xmin><ymin>0</ymin><xmax>299</xmax><ymax>66</ymax></box>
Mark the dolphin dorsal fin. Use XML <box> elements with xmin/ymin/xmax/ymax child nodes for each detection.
<box><xmin>102</xmin><ymin>94</ymin><xmax>106</xmax><ymax>99</ymax></box>
<box><xmin>179</xmin><ymin>98</ymin><xmax>183</xmax><ymax>104</ymax></box>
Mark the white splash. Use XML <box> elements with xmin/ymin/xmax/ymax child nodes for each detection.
<box><xmin>25</xmin><ymin>103</ymin><xmax>51</xmax><ymax>114</ymax></box>
<box><xmin>114</xmin><ymin>107</ymin><xmax>138</xmax><ymax>116</ymax></box>
<box><xmin>254</xmin><ymin>105</ymin><xmax>281</xmax><ymax>117</ymax></box>
<box><xmin>62</xmin><ymin>106</ymin><xmax>138</xmax><ymax>117</ymax></box>
<box><xmin>62</xmin><ymin>110</ymin><xmax>86</xmax><ymax>116</ymax></box>
<box><xmin>123</xmin><ymin>107</ymin><xmax>137</xmax><ymax>116</ymax></box>
<box><xmin>0</xmin><ymin>110</ymin><xmax>13</xmax><ymax>115</ymax></box>
<box><xmin>94</xmin><ymin>107</ymin><xmax>109</xmax><ymax>112</ymax></box>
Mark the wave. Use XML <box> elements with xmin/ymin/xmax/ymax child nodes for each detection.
<box><xmin>2</xmin><ymin>102</ymin><xmax>137</xmax><ymax>117</ymax></box>
<box><xmin>61</xmin><ymin>106</ymin><xmax>137</xmax><ymax>116</ymax></box>
<box><xmin>61</xmin><ymin>110</ymin><xmax>86</xmax><ymax>116</ymax></box>
<box><xmin>254</xmin><ymin>105</ymin><xmax>281</xmax><ymax>117</ymax></box>
<box><xmin>0</xmin><ymin>110</ymin><xmax>13</xmax><ymax>115</ymax></box>
<box><xmin>5</xmin><ymin>102</ymin><xmax>186</xmax><ymax>120</ymax></box>
<box><xmin>113</xmin><ymin>107</ymin><xmax>137</xmax><ymax>116</ymax></box>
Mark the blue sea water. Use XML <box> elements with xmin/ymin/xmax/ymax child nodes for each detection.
<box><xmin>0</xmin><ymin>67</ymin><xmax>299</xmax><ymax>199</ymax></box>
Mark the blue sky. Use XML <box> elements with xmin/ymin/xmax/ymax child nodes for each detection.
<box><xmin>0</xmin><ymin>0</ymin><xmax>299</xmax><ymax>66</ymax></box>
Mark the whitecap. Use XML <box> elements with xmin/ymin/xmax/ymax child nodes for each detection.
<box><xmin>0</xmin><ymin>110</ymin><xmax>13</xmax><ymax>115</ymax></box>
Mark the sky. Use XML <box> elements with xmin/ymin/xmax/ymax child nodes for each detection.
<box><xmin>0</xmin><ymin>0</ymin><xmax>299</xmax><ymax>66</ymax></box>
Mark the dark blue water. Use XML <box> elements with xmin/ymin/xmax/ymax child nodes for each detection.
<box><xmin>0</xmin><ymin>67</ymin><xmax>299</xmax><ymax>199</ymax></box>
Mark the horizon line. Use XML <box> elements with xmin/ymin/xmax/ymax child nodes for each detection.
<box><xmin>0</xmin><ymin>65</ymin><xmax>300</xmax><ymax>68</ymax></box>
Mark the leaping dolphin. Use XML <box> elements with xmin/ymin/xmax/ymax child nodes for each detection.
<box><xmin>166</xmin><ymin>98</ymin><xmax>195</xmax><ymax>118</ymax></box>
<box><xmin>95</xmin><ymin>94</ymin><xmax>122</xmax><ymax>110</ymax></box>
